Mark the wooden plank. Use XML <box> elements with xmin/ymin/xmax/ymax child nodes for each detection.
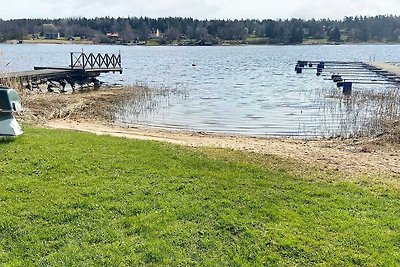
<box><xmin>367</xmin><ymin>62</ymin><xmax>400</xmax><ymax>76</ymax></box>
<box><xmin>0</xmin><ymin>69</ymin><xmax>73</xmax><ymax>79</ymax></box>
<box><xmin>0</xmin><ymin>68</ymin><xmax>123</xmax><ymax>84</ymax></box>
<box><xmin>34</xmin><ymin>66</ymin><xmax>75</xmax><ymax>71</ymax></box>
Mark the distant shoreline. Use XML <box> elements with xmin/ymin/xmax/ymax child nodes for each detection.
<box><xmin>5</xmin><ymin>39</ymin><xmax>94</xmax><ymax>45</ymax></box>
<box><xmin>3</xmin><ymin>39</ymin><xmax>400</xmax><ymax>46</ymax></box>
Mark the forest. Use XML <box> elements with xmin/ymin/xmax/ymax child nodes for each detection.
<box><xmin>0</xmin><ymin>15</ymin><xmax>400</xmax><ymax>45</ymax></box>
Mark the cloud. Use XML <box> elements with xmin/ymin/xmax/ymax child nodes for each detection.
<box><xmin>1</xmin><ymin>0</ymin><xmax>400</xmax><ymax>20</ymax></box>
<box><xmin>67</xmin><ymin>0</ymin><xmax>218</xmax><ymax>19</ymax></box>
<box><xmin>292</xmin><ymin>0</ymin><xmax>387</xmax><ymax>19</ymax></box>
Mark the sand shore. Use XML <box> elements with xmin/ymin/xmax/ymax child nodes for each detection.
<box><xmin>21</xmin><ymin>88</ymin><xmax>400</xmax><ymax>175</ymax></box>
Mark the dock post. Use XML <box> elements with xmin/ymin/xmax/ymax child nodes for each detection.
<box><xmin>332</xmin><ymin>76</ymin><xmax>343</xmax><ymax>82</ymax></box>
<box><xmin>336</xmin><ymin>82</ymin><xmax>344</xmax><ymax>88</ymax></box>
<box><xmin>343</xmin><ymin>82</ymin><xmax>352</xmax><ymax>95</ymax></box>
<box><xmin>82</xmin><ymin>52</ymin><xmax>86</xmax><ymax>70</ymax></box>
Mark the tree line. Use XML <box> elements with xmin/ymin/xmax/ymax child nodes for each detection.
<box><xmin>0</xmin><ymin>15</ymin><xmax>400</xmax><ymax>45</ymax></box>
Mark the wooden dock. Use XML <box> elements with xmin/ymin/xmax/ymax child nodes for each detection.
<box><xmin>0</xmin><ymin>52</ymin><xmax>122</xmax><ymax>86</ymax></box>
<box><xmin>365</xmin><ymin>62</ymin><xmax>400</xmax><ymax>76</ymax></box>
<box><xmin>295</xmin><ymin>60</ymin><xmax>400</xmax><ymax>95</ymax></box>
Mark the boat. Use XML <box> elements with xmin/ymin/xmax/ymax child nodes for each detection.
<box><xmin>0</xmin><ymin>87</ymin><xmax>23</xmax><ymax>136</ymax></box>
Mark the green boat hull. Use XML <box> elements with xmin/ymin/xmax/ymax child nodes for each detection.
<box><xmin>0</xmin><ymin>113</ymin><xmax>23</xmax><ymax>136</ymax></box>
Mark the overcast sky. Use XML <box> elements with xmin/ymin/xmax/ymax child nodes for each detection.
<box><xmin>1</xmin><ymin>0</ymin><xmax>399</xmax><ymax>20</ymax></box>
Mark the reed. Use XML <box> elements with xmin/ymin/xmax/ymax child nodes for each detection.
<box><xmin>114</xmin><ymin>82</ymin><xmax>188</xmax><ymax>124</ymax></box>
<box><xmin>320</xmin><ymin>86</ymin><xmax>400</xmax><ymax>141</ymax></box>
<box><xmin>0</xmin><ymin>52</ymin><xmax>32</xmax><ymax>101</ymax></box>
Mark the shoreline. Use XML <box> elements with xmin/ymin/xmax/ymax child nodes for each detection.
<box><xmin>19</xmin><ymin>87</ymin><xmax>400</xmax><ymax>175</ymax></box>
<box><xmin>45</xmin><ymin>118</ymin><xmax>400</xmax><ymax>175</ymax></box>
<box><xmin>4</xmin><ymin>39</ymin><xmax>400</xmax><ymax>47</ymax></box>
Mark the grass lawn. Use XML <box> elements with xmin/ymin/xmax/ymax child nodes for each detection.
<box><xmin>302</xmin><ymin>38</ymin><xmax>329</xmax><ymax>45</ymax></box>
<box><xmin>0</xmin><ymin>126</ymin><xmax>399</xmax><ymax>266</ymax></box>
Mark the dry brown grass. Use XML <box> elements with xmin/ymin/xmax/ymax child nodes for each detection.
<box><xmin>322</xmin><ymin>86</ymin><xmax>400</xmax><ymax>143</ymax></box>
<box><xmin>375</xmin><ymin>119</ymin><xmax>400</xmax><ymax>143</ymax></box>
<box><xmin>19</xmin><ymin>87</ymin><xmax>146</xmax><ymax>124</ymax></box>
<box><xmin>1</xmin><ymin>76</ymin><xmax>27</xmax><ymax>98</ymax></box>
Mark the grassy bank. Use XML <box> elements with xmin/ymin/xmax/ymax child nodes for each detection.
<box><xmin>0</xmin><ymin>126</ymin><xmax>399</xmax><ymax>266</ymax></box>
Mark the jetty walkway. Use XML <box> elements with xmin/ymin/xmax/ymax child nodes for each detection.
<box><xmin>295</xmin><ymin>60</ymin><xmax>400</xmax><ymax>94</ymax></box>
<box><xmin>0</xmin><ymin>52</ymin><xmax>122</xmax><ymax>86</ymax></box>
<box><xmin>366</xmin><ymin>62</ymin><xmax>400</xmax><ymax>76</ymax></box>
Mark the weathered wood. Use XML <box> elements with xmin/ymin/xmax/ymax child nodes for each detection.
<box><xmin>70</xmin><ymin>52</ymin><xmax>122</xmax><ymax>72</ymax></box>
<box><xmin>0</xmin><ymin>52</ymin><xmax>122</xmax><ymax>86</ymax></box>
<box><xmin>0</xmin><ymin>69</ymin><xmax>75</xmax><ymax>83</ymax></box>
<box><xmin>296</xmin><ymin>60</ymin><xmax>400</xmax><ymax>89</ymax></box>
<box><xmin>366</xmin><ymin>62</ymin><xmax>400</xmax><ymax>76</ymax></box>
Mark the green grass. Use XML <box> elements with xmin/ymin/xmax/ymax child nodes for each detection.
<box><xmin>146</xmin><ymin>39</ymin><xmax>161</xmax><ymax>46</ymax></box>
<box><xmin>245</xmin><ymin>37</ymin><xmax>270</xmax><ymax>45</ymax></box>
<box><xmin>302</xmin><ymin>38</ymin><xmax>329</xmax><ymax>45</ymax></box>
<box><xmin>0</xmin><ymin>126</ymin><xmax>399</xmax><ymax>266</ymax></box>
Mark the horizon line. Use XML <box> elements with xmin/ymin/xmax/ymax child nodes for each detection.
<box><xmin>1</xmin><ymin>13</ymin><xmax>398</xmax><ymax>22</ymax></box>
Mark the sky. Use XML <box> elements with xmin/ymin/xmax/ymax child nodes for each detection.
<box><xmin>1</xmin><ymin>0</ymin><xmax>399</xmax><ymax>20</ymax></box>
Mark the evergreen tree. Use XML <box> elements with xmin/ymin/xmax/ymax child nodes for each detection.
<box><xmin>328</xmin><ymin>27</ymin><xmax>341</xmax><ymax>42</ymax></box>
<box><xmin>0</xmin><ymin>15</ymin><xmax>399</xmax><ymax>45</ymax></box>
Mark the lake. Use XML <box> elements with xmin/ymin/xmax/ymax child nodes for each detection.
<box><xmin>1</xmin><ymin>43</ymin><xmax>400</xmax><ymax>137</ymax></box>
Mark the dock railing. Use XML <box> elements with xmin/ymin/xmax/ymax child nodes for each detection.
<box><xmin>70</xmin><ymin>52</ymin><xmax>122</xmax><ymax>71</ymax></box>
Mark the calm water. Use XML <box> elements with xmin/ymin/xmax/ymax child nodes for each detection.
<box><xmin>1</xmin><ymin>43</ymin><xmax>400</xmax><ymax>136</ymax></box>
